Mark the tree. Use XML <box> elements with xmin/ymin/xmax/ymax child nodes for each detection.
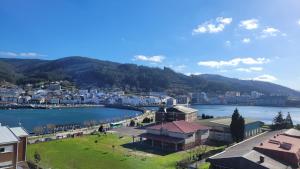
<box><xmin>142</xmin><ymin>117</ymin><xmax>151</xmax><ymax>123</ymax></box>
<box><xmin>34</xmin><ymin>151</ymin><xmax>41</xmax><ymax>163</ymax></box>
<box><xmin>285</xmin><ymin>112</ymin><xmax>294</xmax><ymax>129</ymax></box>
<box><xmin>129</xmin><ymin>120</ymin><xmax>135</xmax><ymax>127</ymax></box>
<box><xmin>230</xmin><ymin>108</ymin><xmax>245</xmax><ymax>142</ymax></box>
<box><xmin>295</xmin><ymin>124</ymin><xmax>300</xmax><ymax>130</ymax></box>
<box><xmin>98</xmin><ymin>125</ymin><xmax>104</xmax><ymax>132</ymax></box>
<box><xmin>272</xmin><ymin>112</ymin><xmax>285</xmax><ymax>130</ymax></box>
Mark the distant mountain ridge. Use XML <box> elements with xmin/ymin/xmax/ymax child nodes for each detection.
<box><xmin>0</xmin><ymin>56</ymin><xmax>299</xmax><ymax>96</ymax></box>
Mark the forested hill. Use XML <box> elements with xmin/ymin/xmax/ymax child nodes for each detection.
<box><xmin>0</xmin><ymin>56</ymin><xmax>299</xmax><ymax>96</ymax></box>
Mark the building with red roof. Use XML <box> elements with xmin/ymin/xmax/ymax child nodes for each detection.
<box><xmin>139</xmin><ymin>120</ymin><xmax>209</xmax><ymax>151</ymax></box>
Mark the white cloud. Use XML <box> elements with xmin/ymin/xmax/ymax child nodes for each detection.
<box><xmin>225</xmin><ymin>40</ymin><xmax>231</xmax><ymax>46</ymax></box>
<box><xmin>249</xmin><ymin>67</ymin><xmax>263</xmax><ymax>71</ymax></box>
<box><xmin>198</xmin><ymin>57</ymin><xmax>270</xmax><ymax>68</ymax></box>
<box><xmin>261</xmin><ymin>27</ymin><xmax>280</xmax><ymax>38</ymax></box>
<box><xmin>134</xmin><ymin>55</ymin><xmax>165</xmax><ymax>63</ymax></box>
<box><xmin>298</xmin><ymin>19</ymin><xmax>300</xmax><ymax>26</ymax></box>
<box><xmin>0</xmin><ymin>51</ymin><xmax>46</xmax><ymax>58</ymax></box>
<box><xmin>193</xmin><ymin>17</ymin><xmax>232</xmax><ymax>34</ymax></box>
<box><xmin>239</xmin><ymin>19</ymin><xmax>259</xmax><ymax>30</ymax></box>
<box><xmin>236</xmin><ymin>67</ymin><xmax>263</xmax><ymax>73</ymax></box>
<box><xmin>253</xmin><ymin>74</ymin><xmax>277</xmax><ymax>82</ymax></box>
<box><xmin>242</xmin><ymin>38</ymin><xmax>251</xmax><ymax>43</ymax></box>
<box><xmin>186</xmin><ymin>72</ymin><xmax>202</xmax><ymax>76</ymax></box>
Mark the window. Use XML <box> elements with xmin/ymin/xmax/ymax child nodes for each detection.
<box><xmin>0</xmin><ymin>148</ymin><xmax>4</xmax><ymax>153</ymax></box>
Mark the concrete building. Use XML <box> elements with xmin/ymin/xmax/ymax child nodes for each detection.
<box><xmin>163</xmin><ymin>97</ymin><xmax>177</xmax><ymax>107</ymax></box>
<box><xmin>191</xmin><ymin>92</ymin><xmax>208</xmax><ymax>104</ymax></box>
<box><xmin>207</xmin><ymin>130</ymin><xmax>300</xmax><ymax>169</ymax></box>
<box><xmin>48</xmin><ymin>83</ymin><xmax>61</xmax><ymax>91</ymax></box>
<box><xmin>254</xmin><ymin>134</ymin><xmax>300</xmax><ymax>167</ymax></box>
<box><xmin>255</xmin><ymin>96</ymin><xmax>287</xmax><ymax>106</ymax></box>
<box><xmin>155</xmin><ymin>105</ymin><xmax>198</xmax><ymax>123</ymax></box>
<box><xmin>197</xmin><ymin>117</ymin><xmax>262</xmax><ymax>143</ymax></box>
<box><xmin>175</xmin><ymin>95</ymin><xmax>190</xmax><ymax>105</ymax></box>
<box><xmin>0</xmin><ymin>125</ymin><xmax>29</xmax><ymax>169</ymax></box>
<box><xmin>139</xmin><ymin>120</ymin><xmax>209</xmax><ymax>151</ymax></box>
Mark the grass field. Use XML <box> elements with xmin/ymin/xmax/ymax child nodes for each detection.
<box><xmin>27</xmin><ymin>133</ymin><xmax>216</xmax><ymax>169</ymax></box>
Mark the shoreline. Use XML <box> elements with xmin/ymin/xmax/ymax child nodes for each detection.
<box><xmin>0</xmin><ymin>104</ymin><xmax>105</xmax><ymax>110</ymax></box>
<box><xmin>1</xmin><ymin>103</ymin><xmax>300</xmax><ymax>110</ymax></box>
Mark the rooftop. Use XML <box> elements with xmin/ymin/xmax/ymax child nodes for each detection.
<box><xmin>148</xmin><ymin>120</ymin><xmax>209</xmax><ymax>134</ymax></box>
<box><xmin>167</xmin><ymin>105</ymin><xmax>198</xmax><ymax>114</ymax></box>
<box><xmin>209</xmin><ymin>130</ymin><xmax>285</xmax><ymax>159</ymax></box>
<box><xmin>197</xmin><ymin>117</ymin><xmax>261</xmax><ymax>128</ymax></box>
<box><xmin>10</xmin><ymin>127</ymin><xmax>29</xmax><ymax>137</ymax></box>
<box><xmin>254</xmin><ymin>134</ymin><xmax>300</xmax><ymax>154</ymax></box>
<box><xmin>0</xmin><ymin>126</ymin><xmax>19</xmax><ymax>144</ymax></box>
<box><xmin>243</xmin><ymin>150</ymin><xmax>292</xmax><ymax>169</ymax></box>
<box><xmin>283</xmin><ymin>128</ymin><xmax>300</xmax><ymax>138</ymax></box>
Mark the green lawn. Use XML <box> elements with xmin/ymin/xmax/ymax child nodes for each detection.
<box><xmin>27</xmin><ymin>133</ymin><xmax>204</xmax><ymax>169</ymax></box>
<box><xmin>198</xmin><ymin>162</ymin><xmax>211</xmax><ymax>169</ymax></box>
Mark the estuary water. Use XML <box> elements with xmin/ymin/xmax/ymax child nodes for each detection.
<box><xmin>145</xmin><ymin>105</ymin><xmax>300</xmax><ymax>124</ymax></box>
<box><xmin>0</xmin><ymin>107</ymin><xmax>141</xmax><ymax>131</ymax></box>
<box><xmin>0</xmin><ymin>105</ymin><xmax>299</xmax><ymax>132</ymax></box>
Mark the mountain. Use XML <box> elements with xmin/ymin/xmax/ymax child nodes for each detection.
<box><xmin>0</xmin><ymin>56</ymin><xmax>299</xmax><ymax>96</ymax></box>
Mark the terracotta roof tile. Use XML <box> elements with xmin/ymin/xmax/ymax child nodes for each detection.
<box><xmin>148</xmin><ymin>120</ymin><xmax>209</xmax><ymax>134</ymax></box>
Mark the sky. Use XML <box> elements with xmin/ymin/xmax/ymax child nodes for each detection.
<box><xmin>0</xmin><ymin>0</ymin><xmax>300</xmax><ymax>90</ymax></box>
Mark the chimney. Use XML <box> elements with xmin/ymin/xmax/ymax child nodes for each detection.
<box><xmin>259</xmin><ymin>155</ymin><xmax>265</xmax><ymax>163</ymax></box>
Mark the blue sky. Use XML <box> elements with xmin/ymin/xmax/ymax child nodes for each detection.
<box><xmin>0</xmin><ymin>0</ymin><xmax>300</xmax><ymax>90</ymax></box>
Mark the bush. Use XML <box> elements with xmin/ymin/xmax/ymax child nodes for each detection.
<box><xmin>201</xmin><ymin>114</ymin><xmax>214</xmax><ymax>119</ymax></box>
<box><xmin>142</xmin><ymin>117</ymin><xmax>151</xmax><ymax>123</ymax></box>
<box><xmin>129</xmin><ymin>120</ymin><xmax>135</xmax><ymax>127</ymax></box>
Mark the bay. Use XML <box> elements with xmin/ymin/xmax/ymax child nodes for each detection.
<box><xmin>0</xmin><ymin>107</ymin><xmax>141</xmax><ymax>132</ymax></box>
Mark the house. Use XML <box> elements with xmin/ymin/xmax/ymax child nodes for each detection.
<box><xmin>0</xmin><ymin>125</ymin><xmax>29</xmax><ymax>169</ymax></box>
<box><xmin>207</xmin><ymin>130</ymin><xmax>299</xmax><ymax>169</ymax></box>
<box><xmin>155</xmin><ymin>105</ymin><xmax>198</xmax><ymax>123</ymax></box>
<box><xmin>197</xmin><ymin>117</ymin><xmax>262</xmax><ymax>143</ymax></box>
<box><xmin>139</xmin><ymin>120</ymin><xmax>209</xmax><ymax>151</ymax></box>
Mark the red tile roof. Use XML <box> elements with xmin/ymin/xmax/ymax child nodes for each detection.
<box><xmin>148</xmin><ymin>120</ymin><xmax>209</xmax><ymax>134</ymax></box>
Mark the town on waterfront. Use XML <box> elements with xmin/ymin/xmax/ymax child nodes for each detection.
<box><xmin>1</xmin><ymin>81</ymin><xmax>300</xmax><ymax>109</ymax></box>
<box><xmin>1</xmin><ymin>1</ymin><xmax>300</xmax><ymax>169</ymax></box>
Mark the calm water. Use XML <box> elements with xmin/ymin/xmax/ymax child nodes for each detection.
<box><xmin>1</xmin><ymin>105</ymin><xmax>299</xmax><ymax>132</ymax></box>
<box><xmin>191</xmin><ymin>105</ymin><xmax>300</xmax><ymax>124</ymax></box>
<box><xmin>144</xmin><ymin>105</ymin><xmax>300</xmax><ymax>124</ymax></box>
<box><xmin>0</xmin><ymin>107</ymin><xmax>140</xmax><ymax>131</ymax></box>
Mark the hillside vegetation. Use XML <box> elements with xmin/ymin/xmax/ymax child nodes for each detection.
<box><xmin>0</xmin><ymin>56</ymin><xmax>299</xmax><ymax>96</ymax></box>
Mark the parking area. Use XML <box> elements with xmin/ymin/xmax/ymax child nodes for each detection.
<box><xmin>111</xmin><ymin>126</ymin><xmax>146</xmax><ymax>137</ymax></box>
